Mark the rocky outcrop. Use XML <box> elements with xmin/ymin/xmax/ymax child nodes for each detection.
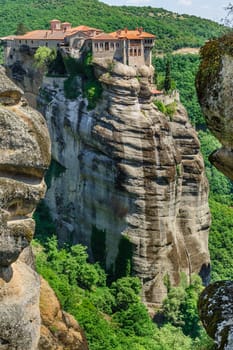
<box><xmin>39</xmin><ymin>278</ymin><xmax>88</xmax><ymax>350</ymax></box>
<box><xmin>0</xmin><ymin>66</ymin><xmax>89</xmax><ymax>349</ymax></box>
<box><xmin>196</xmin><ymin>34</ymin><xmax>233</xmax><ymax>350</ymax></box>
<box><xmin>196</xmin><ymin>34</ymin><xmax>233</xmax><ymax>181</ymax></box>
<box><xmin>39</xmin><ymin>59</ymin><xmax>210</xmax><ymax>305</ymax></box>
<box><xmin>5</xmin><ymin>51</ymin><xmax>43</xmax><ymax>108</ymax></box>
<box><xmin>198</xmin><ymin>281</ymin><xmax>233</xmax><ymax>350</ymax></box>
<box><xmin>0</xmin><ymin>66</ymin><xmax>50</xmax><ymax>349</ymax></box>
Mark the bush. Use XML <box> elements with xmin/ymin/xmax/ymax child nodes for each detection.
<box><xmin>154</xmin><ymin>100</ymin><xmax>166</xmax><ymax>113</ymax></box>
<box><xmin>64</xmin><ymin>75</ymin><xmax>81</xmax><ymax>99</ymax></box>
<box><xmin>113</xmin><ymin>303</ymin><xmax>155</xmax><ymax>337</ymax></box>
<box><xmin>83</xmin><ymin>79</ymin><xmax>103</xmax><ymax>110</ymax></box>
<box><xmin>34</xmin><ymin>46</ymin><xmax>56</xmax><ymax>70</ymax></box>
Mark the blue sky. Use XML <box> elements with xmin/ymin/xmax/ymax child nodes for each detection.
<box><xmin>101</xmin><ymin>0</ymin><xmax>231</xmax><ymax>23</ymax></box>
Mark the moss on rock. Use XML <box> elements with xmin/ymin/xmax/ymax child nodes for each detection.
<box><xmin>196</xmin><ymin>33</ymin><xmax>233</xmax><ymax>103</ymax></box>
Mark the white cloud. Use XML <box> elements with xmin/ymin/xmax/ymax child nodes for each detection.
<box><xmin>178</xmin><ymin>0</ymin><xmax>192</xmax><ymax>6</ymax></box>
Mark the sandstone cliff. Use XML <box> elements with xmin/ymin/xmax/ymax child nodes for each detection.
<box><xmin>0</xmin><ymin>66</ymin><xmax>50</xmax><ymax>349</ymax></box>
<box><xmin>39</xmin><ymin>59</ymin><xmax>210</xmax><ymax>305</ymax></box>
<box><xmin>5</xmin><ymin>48</ymin><xmax>43</xmax><ymax>108</ymax></box>
<box><xmin>196</xmin><ymin>34</ymin><xmax>233</xmax><ymax>350</ymax></box>
<box><xmin>0</xmin><ymin>66</ymin><xmax>88</xmax><ymax>350</ymax></box>
<box><xmin>196</xmin><ymin>34</ymin><xmax>233</xmax><ymax>181</ymax></box>
<box><xmin>39</xmin><ymin>278</ymin><xmax>88</xmax><ymax>350</ymax></box>
<box><xmin>198</xmin><ymin>281</ymin><xmax>233</xmax><ymax>350</ymax></box>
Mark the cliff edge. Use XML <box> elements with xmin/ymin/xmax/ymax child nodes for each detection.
<box><xmin>0</xmin><ymin>66</ymin><xmax>88</xmax><ymax>350</ymax></box>
<box><xmin>39</xmin><ymin>58</ymin><xmax>210</xmax><ymax>305</ymax></box>
<box><xmin>196</xmin><ymin>34</ymin><xmax>233</xmax><ymax>350</ymax></box>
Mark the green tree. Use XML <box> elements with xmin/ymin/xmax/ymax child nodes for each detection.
<box><xmin>15</xmin><ymin>22</ymin><xmax>29</xmax><ymax>35</ymax></box>
<box><xmin>34</xmin><ymin>46</ymin><xmax>56</xmax><ymax>70</ymax></box>
<box><xmin>113</xmin><ymin>303</ymin><xmax>155</xmax><ymax>337</ymax></box>
<box><xmin>110</xmin><ymin>277</ymin><xmax>141</xmax><ymax>311</ymax></box>
<box><xmin>164</xmin><ymin>58</ymin><xmax>172</xmax><ymax>92</ymax></box>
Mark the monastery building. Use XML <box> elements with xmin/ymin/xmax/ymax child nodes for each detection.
<box><xmin>1</xmin><ymin>20</ymin><xmax>155</xmax><ymax>68</ymax></box>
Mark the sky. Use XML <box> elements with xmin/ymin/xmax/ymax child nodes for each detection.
<box><xmin>101</xmin><ymin>0</ymin><xmax>231</xmax><ymax>23</ymax></box>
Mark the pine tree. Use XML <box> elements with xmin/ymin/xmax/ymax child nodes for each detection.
<box><xmin>164</xmin><ymin>58</ymin><xmax>172</xmax><ymax>92</ymax></box>
<box><xmin>15</xmin><ymin>22</ymin><xmax>29</xmax><ymax>35</ymax></box>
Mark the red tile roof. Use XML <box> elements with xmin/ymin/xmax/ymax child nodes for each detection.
<box><xmin>110</xmin><ymin>29</ymin><xmax>155</xmax><ymax>40</ymax></box>
<box><xmin>71</xmin><ymin>25</ymin><xmax>102</xmax><ymax>32</ymax></box>
<box><xmin>151</xmin><ymin>89</ymin><xmax>163</xmax><ymax>95</ymax></box>
<box><xmin>92</xmin><ymin>33</ymin><xmax>116</xmax><ymax>41</ymax></box>
<box><xmin>16</xmin><ymin>30</ymin><xmax>66</xmax><ymax>40</ymax></box>
<box><xmin>0</xmin><ymin>23</ymin><xmax>155</xmax><ymax>43</ymax></box>
<box><xmin>7</xmin><ymin>25</ymin><xmax>103</xmax><ymax>41</ymax></box>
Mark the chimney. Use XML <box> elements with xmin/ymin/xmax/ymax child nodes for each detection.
<box><xmin>138</xmin><ymin>27</ymin><xmax>143</xmax><ymax>34</ymax></box>
<box><xmin>124</xmin><ymin>27</ymin><xmax>128</xmax><ymax>33</ymax></box>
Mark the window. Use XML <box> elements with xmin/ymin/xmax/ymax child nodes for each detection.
<box><xmin>105</xmin><ymin>42</ymin><xmax>109</xmax><ymax>51</ymax></box>
<box><xmin>31</xmin><ymin>40</ymin><xmax>33</xmax><ymax>44</ymax></box>
<box><xmin>100</xmin><ymin>43</ymin><xmax>103</xmax><ymax>48</ymax></box>
<box><xmin>94</xmin><ymin>43</ymin><xmax>98</xmax><ymax>48</ymax></box>
<box><xmin>138</xmin><ymin>49</ymin><xmax>141</xmax><ymax>56</ymax></box>
<box><xmin>45</xmin><ymin>42</ymin><xmax>48</xmax><ymax>47</ymax></box>
<box><xmin>130</xmin><ymin>48</ymin><xmax>133</xmax><ymax>56</ymax></box>
<box><xmin>110</xmin><ymin>42</ymin><xmax>114</xmax><ymax>49</ymax></box>
<box><xmin>116</xmin><ymin>42</ymin><xmax>119</xmax><ymax>48</ymax></box>
<box><xmin>19</xmin><ymin>40</ymin><xmax>21</xmax><ymax>44</ymax></box>
<box><xmin>134</xmin><ymin>48</ymin><xmax>137</xmax><ymax>56</ymax></box>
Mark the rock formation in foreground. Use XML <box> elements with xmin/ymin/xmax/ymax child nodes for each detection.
<box><xmin>0</xmin><ymin>67</ymin><xmax>88</xmax><ymax>349</ymax></box>
<box><xmin>39</xmin><ymin>59</ymin><xmax>210</xmax><ymax>305</ymax></box>
<box><xmin>198</xmin><ymin>282</ymin><xmax>233</xmax><ymax>350</ymax></box>
<box><xmin>0</xmin><ymin>66</ymin><xmax>50</xmax><ymax>349</ymax></box>
<box><xmin>196</xmin><ymin>34</ymin><xmax>233</xmax><ymax>181</ymax></box>
<box><xmin>39</xmin><ymin>278</ymin><xmax>88</xmax><ymax>350</ymax></box>
<box><xmin>196</xmin><ymin>34</ymin><xmax>233</xmax><ymax>350</ymax></box>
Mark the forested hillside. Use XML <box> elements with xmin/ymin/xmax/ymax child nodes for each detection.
<box><xmin>0</xmin><ymin>0</ymin><xmax>225</xmax><ymax>51</ymax></box>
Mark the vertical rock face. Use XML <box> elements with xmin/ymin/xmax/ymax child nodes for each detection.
<box><xmin>198</xmin><ymin>281</ymin><xmax>233</xmax><ymax>350</ymax></box>
<box><xmin>40</xmin><ymin>59</ymin><xmax>210</xmax><ymax>304</ymax></box>
<box><xmin>196</xmin><ymin>35</ymin><xmax>233</xmax><ymax>350</ymax></box>
<box><xmin>196</xmin><ymin>34</ymin><xmax>233</xmax><ymax>181</ymax></box>
<box><xmin>0</xmin><ymin>67</ymin><xmax>88</xmax><ymax>350</ymax></box>
<box><xmin>0</xmin><ymin>66</ymin><xmax>50</xmax><ymax>349</ymax></box>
